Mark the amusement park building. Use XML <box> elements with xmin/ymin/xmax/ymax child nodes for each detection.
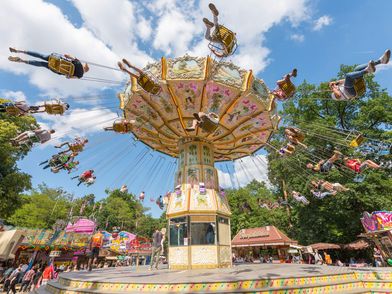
<box><xmin>231</xmin><ymin>226</ymin><xmax>298</xmax><ymax>261</ymax></box>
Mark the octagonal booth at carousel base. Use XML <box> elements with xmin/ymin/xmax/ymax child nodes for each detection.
<box><xmin>166</xmin><ymin>138</ymin><xmax>232</xmax><ymax>269</ymax></box>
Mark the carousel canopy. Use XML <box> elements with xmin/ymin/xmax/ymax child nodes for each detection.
<box><xmin>121</xmin><ymin>55</ymin><xmax>279</xmax><ymax>161</ymax></box>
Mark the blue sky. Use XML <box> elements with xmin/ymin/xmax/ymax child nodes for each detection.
<box><xmin>1</xmin><ymin>0</ymin><xmax>391</xmax><ymax>218</ymax></box>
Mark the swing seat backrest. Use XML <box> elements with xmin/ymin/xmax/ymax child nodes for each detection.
<box><xmin>48</xmin><ymin>55</ymin><xmax>75</xmax><ymax>77</ymax></box>
<box><xmin>70</xmin><ymin>144</ymin><xmax>84</xmax><ymax>152</ymax></box>
<box><xmin>113</xmin><ymin>122</ymin><xmax>127</xmax><ymax>133</ymax></box>
<box><xmin>353</xmin><ymin>78</ymin><xmax>366</xmax><ymax>97</ymax></box>
<box><xmin>349</xmin><ymin>134</ymin><xmax>365</xmax><ymax>148</ymax></box>
<box><xmin>44</xmin><ymin>103</ymin><xmax>65</xmax><ymax>115</ymax></box>
<box><xmin>199</xmin><ymin>116</ymin><xmax>219</xmax><ymax>133</ymax></box>
<box><xmin>137</xmin><ymin>74</ymin><xmax>161</xmax><ymax>95</ymax></box>
<box><xmin>5</xmin><ymin>105</ymin><xmax>21</xmax><ymax>116</ymax></box>
<box><xmin>209</xmin><ymin>25</ymin><xmax>237</xmax><ymax>57</ymax></box>
<box><xmin>280</xmin><ymin>79</ymin><xmax>296</xmax><ymax>98</ymax></box>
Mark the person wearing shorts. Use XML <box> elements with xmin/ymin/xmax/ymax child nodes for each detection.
<box><xmin>88</xmin><ymin>229</ymin><xmax>103</xmax><ymax>271</ymax></box>
<box><xmin>344</xmin><ymin>157</ymin><xmax>380</xmax><ymax>173</ymax></box>
<box><xmin>306</xmin><ymin>150</ymin><xmax>342</xmax><ymax>172</ymax></box>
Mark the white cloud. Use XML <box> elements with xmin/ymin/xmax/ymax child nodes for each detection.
<box><xmin>137</xmin><ymin>17</ymin><xmax>153</xmax><ymax>42</ymax></box>
<box><xmin>0</xmin><ymin>0</ymin><xmax>312</xmax><ymax>97</ymax></box>
<box><xmin>36</xmin><ymin>107</ymin><xmax>118</xmax><ymax>145</ymax></box>
<box><xmin>290</xmin><ymin>33</ymin><xmax>305</xmax><ymax>42</ymax></box>
<box><xmin>313</xmin><ymin>15</ymin><xmax>332</xmax><ymax>31</ymax></box>
<box><xmin>217</xmin><ymin>154</ymin><xmax>270</xmax><ymax>189</ymax></box>
<box><xmin>377</xmin><ymin>62</ymin><xmax>392</xmax><ymax>72</ymax></box>
<box><xmin>0</xmin><ymin>0</ymin><xmax>142</xmax><ymax>97</ymax></box>
<box><xmin>148</xmin><ymin>0</ymin><xmax>310</xmax><ymax>73</ymax></box>
<box><xmin>1</xmin><ymin>90</ymin><xmax>28</xmax><ymax>102</ymax></box>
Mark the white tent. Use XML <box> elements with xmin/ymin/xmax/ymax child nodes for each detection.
<box><xmin>0</xmin><ymin>230</ymin><xmax>25</xmax><ymax>261</ymax></box>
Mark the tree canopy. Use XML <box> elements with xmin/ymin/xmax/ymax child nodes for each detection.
<box><xmin>0</xmin><ymin>98</ymin><xmax>37</xmax><ymax>218</ymax></box>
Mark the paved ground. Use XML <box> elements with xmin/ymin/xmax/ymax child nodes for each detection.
<box><xmin>59</xmin><ymin>264</ymin><xmax>389</xmax><ymax>284</ymax></box>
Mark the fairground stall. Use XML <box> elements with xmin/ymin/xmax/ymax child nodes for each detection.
<box><xmin>16</xmin><ymin>218</ymin><xmax>95</xmax><ymax>267</ymax></box>
<box><xmin>231</xmin><ymin>226</ymin><xmax>297</xmax><ymax>262</ymax></box>
<box><xmin>360</xmin><ymin>211</ymin><xmax>392</xmax><ymax>263</ymax></box>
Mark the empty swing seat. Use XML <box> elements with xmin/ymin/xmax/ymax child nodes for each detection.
<box><xmin>349</xmin><ymin>134</ymin><xmax>365</xmax><ymax>147</ymax></box>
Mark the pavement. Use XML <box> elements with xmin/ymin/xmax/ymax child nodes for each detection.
<box><xmin>58</xmin><ymin>263</ymin><xmax>381</xmax><ymax>284</ymax></box>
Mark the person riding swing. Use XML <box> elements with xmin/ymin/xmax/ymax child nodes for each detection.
<box><xmin>329</xmin><ymin>49</ymin><xmax>390</xmax><ymax>101</ymax></box>
<box><xmin>104</xmin><ymin>119</ymin><xmax>136</xmax><ymax>133</ymax></box>
<box><xmin>118</xmin><ymin>59</ymin><xmax>161</xmax><ymax>95</ymax></box>
<box><xmin>28</xmin><ymin>100</ymin><xmax>70</xmax><ymax>115</ymax></box>
<box><xmin>56</xmin><ymin>137</ymin><xmax>88</xmax><ymax>153</ymax></box>
<box><xmin>271</xmin><ymin>69</ymin><xmax>298</xmax><ymax>101</ymax></box>
<box><xmin>8</xmin><ymin>47</ymin><xmax>89</xmax><ymax>79</ymax></box>
<box><xmin>203</xmin><ymin>3</ymin><xmax>237</xmax><ymax>58</ymax></box>
<box><xmin>186</xmin><ymin>112</ymin><xmax>219</xmax><ymax>133</ymax></box>
<box><xmin>0</xmin><ymin>100</ymin><xmax>31</xmax><ymax>116</ymax></box>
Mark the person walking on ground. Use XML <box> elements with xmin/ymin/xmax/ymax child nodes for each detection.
<box><xmin>88</xmin><ymin>229</ymin><xmax>104</xmax><ymax>271</ymax></box>
<box><xmin>19</xmin><ymin>266</ymin><xmax>35</xmax><ymax>292</ymax></box>
<box><xmin>149</xmin><ymin>228</ymin><xmax>163</xmax><ymax>270</ymax></box>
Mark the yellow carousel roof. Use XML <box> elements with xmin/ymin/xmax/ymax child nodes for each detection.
<box><xmin>120</xmin><ymin>55</ymin><xmax>279</xmax><ymax>161</ymax></box>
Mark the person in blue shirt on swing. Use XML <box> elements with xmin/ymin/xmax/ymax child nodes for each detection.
<box><xmin>8</xmin><ymin>47</ymin><xmax>89</xmax><ymax>79</ymax></box>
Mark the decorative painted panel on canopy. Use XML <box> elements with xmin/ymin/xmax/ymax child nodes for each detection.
<box><xmin>121</xmin><ymin>55</ymin><xmax>277</xmax><ymax>161</ymax></box>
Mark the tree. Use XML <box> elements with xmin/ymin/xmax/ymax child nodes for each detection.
<box><xmin>227</xmin><ymin>180</ymin><xmax>290</xmax><ymax>237</ymax></box>
<box><xmin>95</xmin><ymin>188</ymin><xmax>156</xmax><ymax>237</ymax></box>
<box><xmin>267</xmin><ymin>66</ymin><xmax>392</xmax><ymax>244</ymax></box>
<box><xmin>0</xmin><ymin>98</ymin><xmax>37</xmax><ymax>218</ymax></box>
<box><xmin>7</xmin><ymin>184</ymin><xmax>72</xmax><ymax>228</ymax></box>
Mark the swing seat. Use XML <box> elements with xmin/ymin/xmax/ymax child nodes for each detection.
<box><xmin>5</xmin><ymin>105</ymin><xmax>21</xmax><ymax>116</ymax></box>
<box><xmin>208</xmin><ymin>25</ymin><xmax>238</xmax><ymax>58</ymax></box>
<box><xmin>70</xmin><ymin>144</ymin><xmax>84</xmax><ymax>153</ymax></box>
<box><xmin>353</xmin><ymin>78</ymin><xmax>366</xmax><ymax>97</ymax></box>
<box><xmin>354</xmin><ymin>174</ymin><xmax>366</xmax><ymax>183</ymax></box>
<box><xmin>113</xmin><ymin>119</ymin><xmax>131</xmax><ymax>133</ymax></box>
<box><xmin>279</xmin><ymin>79</ymin><xmax>296</xmax><ymax>98</ymax></box>
<box><xmin>349</xmin><ymin>134</ymin><xmax>365</xmax><ymax>147</ymax></box>
<box><xmin>199</xmin><ymin>113</ymin><xmax>219</xmax><ymax>133</ymax></box>
<box><xmin>137</xmin><ymin>73</ymin><xmax>161</xmax><ymax>95</ymax></box>
<box><xmin>44</xmin><ymin>103</ymin><xmax>65</xmax><ymax>115</ymax></box>
<box><xmin>48</xmin><ymin>55</ymin><xmax>75</xmax><ymax>77</ymax></box>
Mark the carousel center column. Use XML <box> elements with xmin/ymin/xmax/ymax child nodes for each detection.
<box><xmin>166</xmin><ymin>137</ymin><xmax>232</xmax><ymax>269</ymax></box>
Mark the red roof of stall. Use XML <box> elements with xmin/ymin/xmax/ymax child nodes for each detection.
<box><xmin>232</xmin><ymin>226</ymin><xmax>297</xmax><ymax>247</ymax></box>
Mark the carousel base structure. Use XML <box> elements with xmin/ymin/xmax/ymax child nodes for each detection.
<box><xmin>37</xmin><ymin>264</ymin><xmax>392</xmax><ymax>294</ymax></box>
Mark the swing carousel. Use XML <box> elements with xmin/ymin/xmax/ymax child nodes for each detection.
<box><xmin>116</xmin><ymin>55</ymin><xmax>279</xmax><ymax>269</ymax></box>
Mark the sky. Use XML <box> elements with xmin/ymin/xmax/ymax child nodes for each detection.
<box><xmin>1</xmin><ymin>0</ymin><xmax>391</xmax><ymax>218</ymax></box>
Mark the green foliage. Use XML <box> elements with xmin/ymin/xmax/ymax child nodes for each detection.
<box><xmin>227</xmin><ymin>180</ymin><xmax>290</xmax><ymax>236</ymax></box>
<box><xmin>0</xmin><ymin>98</ymin><xmax>37</xmax><ymax>217</ymax></box>
<box><xmin>8</xmin><ymin>184</ymin><xmax>72</xmax><ymax>228</ymax></box>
